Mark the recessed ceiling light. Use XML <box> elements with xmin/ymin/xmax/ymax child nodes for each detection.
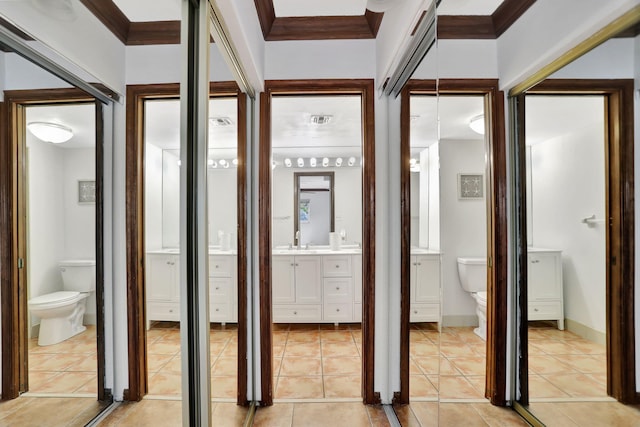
<box><xmin>310</xmin><ymin>114</ymin><xmax>332</xmax><ymax>125</ymax></box>
<box><xmin>209</xmin><ymin>116</ymin><xmax>233</xmax><ymax>127</ymax></box>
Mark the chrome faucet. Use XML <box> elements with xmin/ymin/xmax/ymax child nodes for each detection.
<box><xmin>295</xmin><ymin>230</ymin><xmax>301</xmax><ymax>249</ymax></box>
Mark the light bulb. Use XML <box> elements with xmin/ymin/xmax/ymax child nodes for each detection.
<box><xmin>322</xmin><ymin>157</ymin><xmax>329</xmax><ymax>167</ymax></box>
<box><xmin>284</xmin><ymin>158</ymin><xmax>292</xmax><ymax>167</ymax></box>
<box><xmin>310</xmin><ymin>157</ymin><xmax>316</xmax><ymax>167</ymax></box>
<box><xmin>207</xmin><ymin>159</ymin><xmax>214</xmax><ymax>166</ymax></box>
<box><xmin>297</xmin><ymin>158</ymin><xmax>304</xmax><ymax>167</ymax></box>
<box><xmin>335</xmin><ymin>157</ymin><xmax>343</xmax><ymax>167</ymax></box>
<box><xmin>232</xmin><ymin>158</ymin><xmax>238</xmax><ymax>166</ymax></box>
<box><xmin>348</xmin><ymin>157</ymin><xmax>356</xmax><ymax>166</ymax></box>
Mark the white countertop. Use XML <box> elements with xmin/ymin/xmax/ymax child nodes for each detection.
<box><xmin>147</xmin><ymin>248</ymin><xmax>237</xmax><ymax>255</ymax></box>
<box><xmin>528</xmin><ymin>247</ymin><xmax>562</xmax><ymax>253</ymax></box>
<box><xmin>272</xmin><ymin>246</ymin><xmax>362</xmax><ymax>255</ymax></box>
<box><xmin>410</xmin><ymin>247</ymin><xmax>441</xmax><ymax>255</ymax></box>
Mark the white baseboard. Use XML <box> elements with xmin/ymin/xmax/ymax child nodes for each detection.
<box><xmin>565</xmin><ymin>318</ymin><xmax>606</xmax><ymax>345</ymax></box>
<box><xmin>442</xmin><ymin>315</ymin><xmax>478</xmax><ymax>327</ymax></box>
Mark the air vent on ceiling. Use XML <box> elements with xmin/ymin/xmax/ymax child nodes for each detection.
<box><xmin>209</xmin><ymin>116</ymin><xmax>233</xmax><ymax>127</ymax></box>
<box><xmin>310</xmin><ymin>114</ymin><xmax>333</xmax><ymax>125</ymax></box>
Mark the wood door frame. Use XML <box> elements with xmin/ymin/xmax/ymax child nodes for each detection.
<box><xmin>516</xmin><ymin>79</ymin><xmax>636</xmax><ymax>404</ymax></box>
<box><xmin>397</xmin><ymin>79</ymin><xmax>508</xmax><ymax>405</ymax></box>
<box><xmin>124</xmin><ymin>82</ymin><xmax>249</xmax><ymax>404</ymax></box>
<box><xmin>258</xmin><ymin>79</ymin><xmax>377</xmax><ymax>405</ymax></box>
<box><xmin>0</xmin><ymin>88</ymin><xmax>107</xmax><ymax>400</ymax></box>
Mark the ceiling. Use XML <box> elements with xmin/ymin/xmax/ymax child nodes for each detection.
<box><xmin>25</xmin><ymin>103</ymin><xmax>95</xmax><ymax>149</ymax></box>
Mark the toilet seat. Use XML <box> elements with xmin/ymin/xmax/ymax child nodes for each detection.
<box><xmin>29</xmin><ymin>291</ymin><xmax>81</xmax><ymax>308</ymax></box>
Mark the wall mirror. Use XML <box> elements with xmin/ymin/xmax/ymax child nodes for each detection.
<box><xmin>293</xmin><ymin>172</ymin><xmax>335</xmax><ymax>247</ymax></box>
<box><xmin>511</xmin><ymin>8</ymin><xmax>640</xmax><ymax>425</ymax></box>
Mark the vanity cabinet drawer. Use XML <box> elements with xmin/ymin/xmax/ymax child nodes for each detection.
<box><xmin>323</xmin><ymin>278</ymin><xmax>352</xmax><ymax>303</ymax></box>
<box><xmin>209</xmin><ymin>278</ymin><xmax>232</xmax><ymax>300</ymax></box>
<box><xmin>410</xmin><ymin>303</ymin><xmax>439</xmax><ymax>322</ymax></box>
<box><xmin>528</xmin><ymin>301</ymin><xmax>562</xmax><ymax>320</ymax></box>
<box><xmin>322</xmin><ymin>256</ymin><xmax>352</xmax><ymax>277</ymax></box>
<box><xmin>210</xmin><ymin>303</ymin><xmax>230</xmax><ymax>321</ymax></box>
<box><xmin>147</xmin><ymin>302</ymin><xmax>180</xmax><ymax>321</ymax></box>
<box><xmin>209</xmin><ymin>256</ymin><xmax>233</xmax><ymax>277</ymax></box>
<box><xmin>324</xmin><ymin>303</ymin><xmax>353</xmax><ymax>322</ymax></box>
<box><xmin>273</xmin><ymin>305</ymin><xmax>322</xmax><ymax>322</ymax></box>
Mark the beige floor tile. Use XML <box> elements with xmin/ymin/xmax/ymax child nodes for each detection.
<box><xmin>471</xmin><ymin>403</ymin><xmax>530</xmax><ymax>427</ymax></box>
<box><xmin>163</xmin><ymin>356</ymin><xmax>182</xmax><ymax>375</ymax></box>
<box><xmin>555</xmin><ymin>354</ymin><xmax>605</xmax><ymax>374</ymax></box>
<box><xmin>449</xmin><ymin>356</ymin><xmax>486</xmax><ymax>376</ymax></box>
<box><xmin>321</xmin><ymin>341</ymin><xmax>359</xmax><ymax>357</ymax></box>
<box><xmin>466</xmin><ymin>375</ymin><xmax>487</xmax><ymax>395</ymax></box>
<box><xmin>440</xmin><ymin>343</ymin><xmax>476</xmax><ymax>358</ymax></box>
<box><xmin>320</xmin><ymin>330</ymin><xmax>354</xmax><ymax>343</ymax></box>
<box><xmin>288</xmin><ymin>330</ymin><xmax>320</xmax><ymax>343</ymax></box>
<box><xmin>410</xmin><ymin>341</ymin><xmax>439</xmax><ymax>357</ymax></box>
<box><xmin>291</xmin><ymin>403</ymin><xmax>370</xmax><ymax>427</ymax></box>
<box><xmin>220</xmin><ymin>343</ymin><xmax>238</xmax><ymax>357</ymax></box>
<box><xmin>567</xmin><ymin>339</ymin><xmax>605</xmax><ymax>355</ymax></box>
<box><xmin>273</xmin><ymin>357</ymin><xmax>283</xmax><ymax>376</ymax></box>
<box><xmin>148</xmin><ymin>372</ymin><xmax>182</xmax><ymax>395</ymax></box>
<box><xmin>528</xmin><ymin>374</ymin><xmax>570</xmax><ymax>398</ymax></box>
<box><xmin>275</xmin><ymin>376</ymin><xmax>323</xmax><ymax>399</ymax></box>
<box><xmin>410</xmin><ymin>375</ymin><xmax>438</xmax><ymax>398</ymax></box>
<box><xmin>438</xmin><ymin>403</ymin><xmax>489</xmax><ymax>426</ymax></box>
<box><xmin>33</xmin><ymin>372</ymin><xmax>96</xmax><ymax>394</ymax></box>
<box><xmin>28</xmin><ymin>353</ymin><xmax>84</xmax><ymax>372</ymax></box>
<box><xmin>211</xmin><ymin>402</ymin><xmax>247</xmax><ymax>426</ymax></box>
<box><xmin>366</xmin><ymin>405</ymin><xmax>391</xmax><ymax>427</ymax></box>
<box><xmin>107</xmin><ymin>399</ymin><xmax>183</xmax><ymax>426</ymax></box>
<box><xmin>528</xmin><ymin>355</ymin><xmax>575</xmax><ymax>375</ymax></box>
<box><xmin>529</xmin><ymin>340</ymin><xmax>576</xmax><ymax>355</ymax></box>
<box><xmin>323</xmin><ymin>375</ymin><xmax>361</xmax><ymax>398</ymax></box>
<box><xmin>394</xmin><ymin>404</ymin><xmax>424</xmax><ymax>427</ymax></box>
<box><xmin>212</xmin><ymin>357</ymin><xmax>237</xmax><ymax>376</ymax></box>
<box><xmin>27</xmin><ymin>371</ymin><xmax>61</xmax><ymax>390</ymax></box>
<box><xmin>273</xmin><ymin>344</ymin><xmax>286</xmax><ymax>358</ymax></box>
<box><xmin>210</xmin><ymin>341</ymin><xmax>227</xmax><ymax>357</ymax></box>
<box><xmin>414</xmin><ymin>356</ymin><xmax>439</xmax><ymax>375</ymax></box>
<box><xmin>0</xmin><ymin>397</ymin><xmax>106</xmax><ymax>427</ymax></box>
<box><xmin>148</xmin><ymin>340</ymin><xmax>180</xmax><ymax>355</ymax></box>
<box><xmin>542</xmin><ymin>372</ymin><xmax>607</xmax><ymax>397</ymax></box>
<box><xmin>273</xmin><ymin>331</ymin><xmax>289</xmax><ymax>346</ymax></box>
<box><xmin>409</xmin><ymin>358</ymin><xmax>422</xmax><ymax>375</ymax></box>
<box><xmin>322</xmin><ymin>356</ymin><xmax>361</xmax><ymax>375</ymax></box>
<box><xmin>211</xmin><ymin>376</ymin><xmax>237</xmax><ymax>399</ymax></box>
<box><xmin>439</xmin><ymin>358</ymin><xmax>463</xmax><ymax>376</ymax></box>
<box><xmin>72</xmin><ymin>353</ymin><xmax>98</xmax><ymax>372</ymax></box>
<box><xmin>284</xmin><ymin>342</ymin><xmax>321</xmax><ymax>357</ymax></box>
<box><xmin>253</xmin><ymin>403</ymin><xmax>294</xmax><ymax>427</ymax></box>
<box><xmin>147</xmin><ymin>353</ymin><xmax>173</xmax><ymax>373</ymax></box>
<box><xmin>280</xmin><ymin>357</ymin><xmax>322</xmax><ymax>376</ymax></box>
<box><xmin>439</xmin><ymin>375</ymin><xmax>484</xmax><ymax>399</ymax></box>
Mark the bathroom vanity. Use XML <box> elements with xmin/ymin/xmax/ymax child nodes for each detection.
<box><xmin>409</xmin><ymin>249</ymin><xmax>441</xmax><ymax>326</ymax></box>
<box><xmin>528</xmin><ymin>247</ymin><xmax>564</xmax><ymax>330</ymax></box>
<box><xmin>146</xmin><ymin>249</ymin><xmax>237</xmax><ymax>323</ymax></box>
<box><xmin>272</xmin><ymin>247</ymin><xmax>362</xmax><ymax>323</ymax></box>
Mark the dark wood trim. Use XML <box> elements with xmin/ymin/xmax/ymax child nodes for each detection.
<box><xmin>397</xmin><ymin>79</ymin><xmax>508</xmax><ymax>406</ymax></box>
<box><xmin>438</xmin><ymin>0</ymin><xmax>536</xmax><ymax>39</ymax></box>
<box><xmin>124</xmin><ymin>82</ymin><xmax>248</xmax><ymax>403</ymax></box>
<box><xmin>259</xmin><ymin>79</ymin><xmax>377</xmax><ymax>406</ymax></box>
<box><xmin>79</xmin><ymin>0</ymin><xmax>130</xmax><ymax>44</ymax></box>
<box><xmin>364</xmin><ymin>10</ymin><xmax>384</xmax><ymax>37</ymax></box>
<box><xmin>253</xmin><ymin>0</ymin><xmax>276</xmax><ymax>39</ymax></box>
<box><xmin>522</xmin><ymin>79</ymin><xmax>636</xmax><ymax>404</ymax></box>
<box><xmin>266</xmin><ymin>15</ymin><xmax>379</xmax><ymax>41</ymax></box>
<box><xmin>0</xmin><ymin>88</ymin><xmax>102</xmax><ymax>401</ymax></box>
<box><xmin>127</xmin><ymin>21</ymin><xmax>181</xmax><ymax>46</ymax></box>
<box><xmin>236</xmin><ymin>91</ymin><xmax>249</xmax><ymax>406</ymax></box>
<box><xmin>492</xmin><ymin>0</ymin><xmax>537</xmax><ymax>37</ymax></box>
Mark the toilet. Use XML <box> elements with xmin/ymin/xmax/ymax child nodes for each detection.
<box><xmin>456</xmin><ymin>257</ymin><xmax>487</xmax><ymax>341</ymax></box>
<box><xmin>28</xmin><ymin>260</ymin><xmax>96</xmax><ymax>346</ymax></box>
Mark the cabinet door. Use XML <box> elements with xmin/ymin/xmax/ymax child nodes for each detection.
<box><xmin>528</xmin><ymin>252</ymin><xmax>561</xmax><ymax>300</ymax></box>
<box><xmin>147</xmin><ymin>254</ymin><xmax>178</xmax><ymax>301</ymax></box>
<box><xmin>414</xmin><ymin>255</ymin><xmax>440</xmax><ymax>303</ymax></box>
<box><xmin>272</xmin><ymin>256</ymin><xmax>296</xmax><ymax>304</ymax></box>
<box><xmin>295</xmin><ymin>256</ymin><xmax>322</xmax><ymax>304</ymax></box>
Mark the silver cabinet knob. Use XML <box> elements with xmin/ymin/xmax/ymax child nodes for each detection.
<box><xmin>336</xmin><ymin>308</ymin><xmax>340</xmax><ymax>312</ymax></box>
<box><xmin>215</xmin><ymin>308</ymin><xmax>220</xmax><ymax>312</ymax></box>
<box><xmin>293</xmin><ymin>311</ymin><xmax>297</xmax><ymax>315</ymax></box>
<box><xmin>336</xmin><ymin>287</ymin><xmax>340</xmax><ymax>290</ymax></box>
<box><xmin>336</xmin><ymin>265</ymin><xmax>340</xmax><ymax>268</ymax></box>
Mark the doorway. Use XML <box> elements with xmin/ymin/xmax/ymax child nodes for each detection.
<box><xmin>259</xmin><ymin>80</ymin><xmax>377</xmax><ymax>405</ymax></box>
<box><xmin>1</xmin><ymin>88</ymin><xmax>109</xmax><ymax>421</ymax></box>
<box><xmin>514</xmin><ymin>80</ymin><xmax>636</xmax><ymax>421</ymax></box>
<box><xmin>124</xmin><ymin>83</ymin><xmax>248</xmax><ymax>404</ymax></box>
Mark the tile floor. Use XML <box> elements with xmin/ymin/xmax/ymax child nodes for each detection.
<box><xmin>528</xmin><ymin>321</ymin><xmax>607</xmax><ymax>399</ymax></box>
<box><xmin>272</xmin><ymin>323</ymin><xmax>362</xmax><ymax>400</ymax></box>
<box><xmin>0</xmin><ymin>396</ymin><xmax>109</xmax><ymax>427</ymax></box>
<box><xmin>526</xmin><ymin>401</ymin><xmax>640</xmax><ymax>427</ymax></box>
<box><xmin>27</xmin><ymin>325</ymin><xmax>98</xmax><ymax>395</ymax></box>
<box><xmin>395</xmin><ymin>402</ymin><xmax>530</xmax><ymax>427</ymax></box>
<box><xmin>253</xmin><ymin>402</ymin><xmax>389</xmax><ymax>427</ymax></box>
<box><xmin>147</xmin><ymin>322</ymin><xmax>238</xmax><ymax>399</ymax></box>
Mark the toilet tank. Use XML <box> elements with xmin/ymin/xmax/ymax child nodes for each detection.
<box><xmin>59</xmin><ymin>260</ymin><xmax>96</xmax><ymax>292</ymax></box>
<box><xmin>456</xmin><ymin>257</ymin><xmax>486</xmax><ymax>293</ymax></box>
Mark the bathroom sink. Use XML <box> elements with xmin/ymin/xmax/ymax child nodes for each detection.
<box><xmin>164</xmin><ymin>248</ymin><xmax>180</xmax><ymax>253</ymax></box>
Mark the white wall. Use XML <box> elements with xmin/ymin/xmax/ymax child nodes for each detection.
<box><xmin>439</xmin><ymin>139</ymin><xmax>487</xmax><ymax>323</ymax></box>
<box><xmin>145</xmin><ymin>144</ymin><xmax>164</xmax><ymax>251</ymax></box>
<box><xmin>528</xmin><ymin>98</ymin><xmax>606</xmax><ymax>333</ymax></box>
<box><xmin>271</xmin><ymin>167</ymin><xmax>363</xmax><ymax>247</ymax></box>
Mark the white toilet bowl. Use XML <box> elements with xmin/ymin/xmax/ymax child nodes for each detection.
<box><xmin>28</xmin><ymin>260</ymin><xmax>95</xmax><ymax>346</ymax></box>
<box><xmin>457</xmin><ymin>257</ymin><xmax>487</xmax><ymax>341</ymax></box>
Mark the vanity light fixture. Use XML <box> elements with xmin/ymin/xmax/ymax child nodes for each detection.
<box><xmin>309</xmin><ymin>157</ymin><xmax>317</xmax><ymax>167</ymax></box>
<box><xmin>271</xmin><ymin>160</ymin><xmax>277</xmax><ymax>170</ymax></box>
<box><xmin>219</xmin><ymin>159</ymin><xmax>229</xmax><ymax>168</ymax></box>
<box><xmin>297</xmin><ymin>158</ymin><xmax>304</xmax><ymax>167</ymax></box>
<box><xmin>27</xmin><ymin>121</ymin><xmax>74</xmax><ymax>143</ymax></box>
<box><xmin>335</xmin><ymin>157</ymin><xmax>343</xmax><ymax>167</ymax></box>
<box><xmin>207</xmin><ymin>159</ymin><xmax>214</xmax><ymax>166</ymax></box>
<box><xmin>322</xmin><ymin>157</ymin><xmax>329</xmax><ymax>167</ymax></box>
<box><xmin>284</xmin><ymin>158</ymin><xmax>292</xmax><ymax>167</ymax></box>
<box><xmin>469</xmin><ymin>114</ymin><xmax>485</xmax><ymax>135</ymax></box>
<box><xmin>210</xmin><ymin>160</ymin><xmax>218</xmax><ymax>168</ymax></box>
<box><xmin>348</xmin><ymin>156</ymin><xmax>356</xmax><ymax>167</ymax></box>
<box><xmin>232</xmin><ymin>158</ymin><xmax>238</xmax><ymax>166</ymax></box>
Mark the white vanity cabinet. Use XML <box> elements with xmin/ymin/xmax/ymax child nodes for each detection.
<box><xmin>409</xmin><ymin>253</ymin><xmax>440</xmax><ymax>325</ymax></box>
<box><xmin>146</xmin><ymin>251</ymin><xmax>238</xmax><ymax>324</ymax></box>
<box><xmin>272</xmin><ymin>252</ymin><xmax>362</xmax><ymax>323</ymax></box>
<box><xmin>146</xmin><ymin>253</ymin><xmax>180</xmax><ymax>321</ymax></box>
<box><xmin>528</xmin><ymin>249</ymin><xmax>564</xmax><ymax>329</ymax></box>
<box><xmin>272</xmin><ymin>255</ymin><xmax>323</xmax><ymax>322</ymax></box>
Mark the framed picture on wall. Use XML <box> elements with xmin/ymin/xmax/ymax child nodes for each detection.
<box><xmin>78</xmin><ymin>179</ymin><xmax>96</xmax><ymax>204</ymax></box>
<box><xmin>458</xmin><ymin>173</ymin><xmax>484</xmax><ymax>200</ymax></box>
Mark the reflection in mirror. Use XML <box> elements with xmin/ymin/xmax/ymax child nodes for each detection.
<box><xmin>409</xmin><ymin>94</ymin><xmax>489</xmax><ymax>402</ymax></box>
<box><xmin>143</xmin><ymin>96</ymin><xmax>239</xmax><ymax>400</ymax></box>
<box><xmin>270</xmin><ymin>94</ymin><xmax>363</xmax><ymax>400</ymax></box>
<box><xmin>294</xmin><ymin>172</ymin><xmax>335</xmax><ymax>247</ymax></box>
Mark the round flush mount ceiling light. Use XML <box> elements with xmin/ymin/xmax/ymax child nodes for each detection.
<box><xmin>27</xmin><ymin>122</ymin><xmax>74</xmax><ymax>143</ymax></box>
<box><xmin>469</xmin><ymin>115</ymin><xmax>485</xmax><ymax>135</ymax></box>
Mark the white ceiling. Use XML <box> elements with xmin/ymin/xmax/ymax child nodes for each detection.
<box><xmin>25</xmin><ymin>103</ymin><xmax>95</xmax><ymax>148</ymax></box>
<box><xmin>273</xmin><ymin>0</ymin><xmax>367</xmax><ymax>17</ymax></box>
<box><xmin>437</xmin><ymin>0</ymin><xmax>504</xmax><ymax>16</ymax></box>
<box><xmin>113</xmin><ymin>0</ymin><xmax>180</xmax><ymax>22</ymax></box>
